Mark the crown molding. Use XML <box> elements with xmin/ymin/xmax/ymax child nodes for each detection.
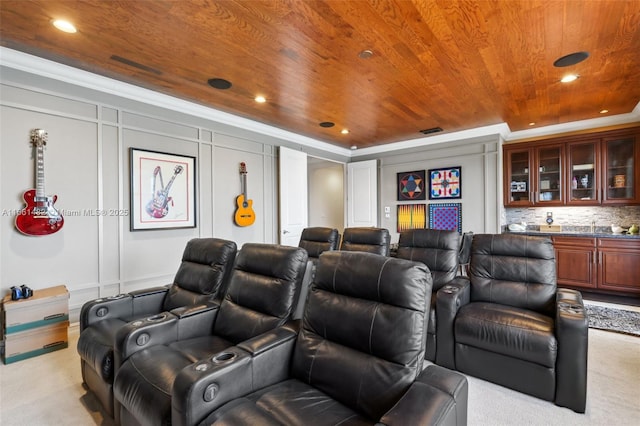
<box><xmin>0</xmin><ymin>47</ymin><xmax>351</xmax><ymax>157</ymax></box>
<box><xmin>2</xmin><ymin>47</ymin><xmax>639</xmax><ymax>159</ymax></box>
<box><xmin>507</xmin><ymin>105</ymin><xmax>640</xmax><ymax>142</ymax></box>
<box><xmin>350</xmin><ymin>123</ymin><xmax>511</xmax><ymax>157</ymax></box>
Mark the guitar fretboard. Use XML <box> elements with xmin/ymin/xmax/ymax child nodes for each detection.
<box><xmin>31</xmin><ymin>129</ymin><xmax>48</xmax><ymax>200</ymax></box>
<box><xmin>36</xmin><ymin>144</ymin><xmax>45</xmax><ymax>198</ymax></box>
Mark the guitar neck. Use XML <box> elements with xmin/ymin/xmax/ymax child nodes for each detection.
<box><xmin>35</xmin><ymin>142</ymin><xmax>46</xmax><ymax>199</ymax></box>
<box><xmin>242</xmin><ymin>173</ymin><xmax>248</xmax><ymax>199</ymax></box>
<box><xmin>164</xmin><ymin>174</ymin><xmax>178</xmax><ymax>194</ymax></box>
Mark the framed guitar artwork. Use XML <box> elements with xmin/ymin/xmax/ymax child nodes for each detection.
<box><xmin>130</xmin><ymin>148</ymin><xmax>196</xmax><ymax>230</ymax></box>
<box><xmin>15</xmin><ymin>129</ymin><xmax>64</xmax><ymax>236</ymax></box>
<box><xmin>234</xmin><ymin>162</ymin><xmax>256</xmax><ymax>226</ymax></box>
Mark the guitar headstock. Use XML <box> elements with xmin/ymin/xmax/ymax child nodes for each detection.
<box><xmin>30</xmin><ymin>129</ymin><xmax>48</xmax><ymax>147</ymax></box>
<box><xmin>239</xmin><ymin>162</ymin><xmax>247</xmax><ymax>175</ymax></box>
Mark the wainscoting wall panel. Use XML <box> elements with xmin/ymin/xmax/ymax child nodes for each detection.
<box><xmin>0</xmin><ymin>73</ymin><xmax>289</xmax><ymax>323</ymax></box>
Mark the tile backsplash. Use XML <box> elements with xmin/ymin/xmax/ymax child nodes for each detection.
<box><xmin>505</xmin><ymin>206</ymin><xmax>640</xmax><ymax>232</ymax></box>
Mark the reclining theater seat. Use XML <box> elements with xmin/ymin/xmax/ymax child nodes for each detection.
<box><xmin>340</xmin><ymin>227</ymin><xmax>391</xmax><ymax>256</ymax></box>
<box><xmin>113</xmin><ymin>243</ymin><xmax>309</xmax><ymax>426</ymax></box>
<box><xmin>297</xmin><ymin>227</ymin><xmax>340</xmax><ymax>266</ymax></box>
<box><xmin>396</xmin><ymin>228</ymin><xmax>461</xmax><ymax>361</ymax></box>
<box><xmin>77</xmin><ymin>237</ymin><xmax>237</xmax><ymax>417</ymax></box>
<box><xmin>436</xmin><ymin>233</ymin><xmax>588</xmax><ymax>413</ymax></box>
<box><xmin>295</xmin><ymin>227</ymin><xmax>340</xmax><ymax>318</ymax></box>
<box><xmin>173</xmin><ymin>251</ymin><xmax>469</xmax><ymax>426</ymax></box>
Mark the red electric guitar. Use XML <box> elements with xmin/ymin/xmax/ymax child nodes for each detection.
<box><xmin>15</xmin><ymin>129</ymin><xmax>64</xmax><ymax>235</ymax></box>
<box><xmin>146</xmin><ymin>165</ymin><xmax>184</xmax><ymax>218</ymax></box>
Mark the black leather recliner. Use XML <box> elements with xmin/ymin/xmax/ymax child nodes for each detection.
<box><xmin>340</xmin><ymin>227</ymin><xmax>391</xmax><ymax>255</ymax></box>
<box><xmin>436</xmin><ymin>233</ymin><xmax>588</xmax><ymax>413</ymax></box>
<box><xmin>396</xmin><ymin>228</ymin><xmax>461</xmax><ymax>361</ymax></box>
<box><xmin>171</xmin><ymin>251</ymin><xmax>469</xmax><ymax>426</ymax></box>
<box><xmin>113</xmin><ymin>243</ymin><xmax>309</xmax><ymax>425</ymax></box>
<box><xmin>77</xmin><ymin>237</ymin><xmax>237</xmax><ymax>417</ymax></box>
<box><xmin>296</xmin><ymin>227</ymin><xmax>341</xmax><ymax>318</ymax></box>
<box><xmin>298</xmin><ymin>227</ymin><xmax>340</xmax><ymax>265</ymax></box>
<box><xmin>458</xmin><ymin>231</ymin><xmax>474</xmax><ymax>275</ymax></box>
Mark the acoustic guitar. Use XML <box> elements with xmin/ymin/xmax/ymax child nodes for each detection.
<box><xmin>234</xmin><ymin>162</ymin><xmax>256</xmax><ymax>226</ymax></box>
<box><xmin>15</xmin><ymin>129</ymin><xmax>64</xmax><ymax>235</ymax></box>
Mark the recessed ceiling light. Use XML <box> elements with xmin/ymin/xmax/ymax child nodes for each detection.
<box><xmin>341</xmin><ymin>129</ymin><xmax>349</xmax><ymax>134</ymax></box>
<box><xmin>553</xmin><ymin>51</ymin><xmax>589</xmax><ymax>67</ymax></box>
<box><xmin>600</xmin><ymin>109</ymin><xmax>609</xmax><ymax>114</ymax></box>
<box><xmin>208</xmin><ymin>78</ymin><xmax>232</xmax><ymax>89</ymax></box>
<box><xmin>350</xmin><ymin>145</ymin><xmax>358</xmax><ymax>150</ymax></box>
<box><xmin>529</xmin><ymin>122</ymin><xmax>536</xmax><ymax>126</ymax></box>
<box><xmin>255</xmin><ymin>95</ymin><xmax>266</xmax><ymax>103</ymax></box>
<box><xmin>560</xmin><ymin>74</ymin><xmax>579</xmax><ymax>83</ymax></box>
<box><xmin>52</xmin><ymin>19</ymin><xmax>77</xmax><ymax>33</ymax></box>
<box><xmin>358</xmin><ymin>49</ymin><xmax>373</xmax><ymax>59</ymax></box>
<box><xmin>319</xmin><ymin>121</ymin><xmax>335</xmax><ymax>128</ymax></box>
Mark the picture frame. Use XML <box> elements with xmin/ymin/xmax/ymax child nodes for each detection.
<box><xmin>397</xmin><ymin>204</ymin><xmax>426</xmax><ymax>233</ymax></box>
<box><xmin>428</xmin><ymin>166</ymin><xmax>462</xmax><ymax>199</ymax></box>
<box><xmin>397</xmin><ymin>170</ymin><xmax>426</xmax><ymax>201</ymax></box>
<box><xmin>130</xmin><ymin>148</ymin><xmax>196</xmax><ymax>231</ymax></box>
<box><xmin>428</xmin><ymin>203</ymin><xmax>462</xmax><ymax>233</ymax></box>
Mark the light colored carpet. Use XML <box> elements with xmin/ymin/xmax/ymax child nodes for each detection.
<box><xmin>1</xmin><ymin>320</ymin><xmax>639</xmax><ymax>425</ymax></box>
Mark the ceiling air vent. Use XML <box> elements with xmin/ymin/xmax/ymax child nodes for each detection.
<box><xmin>419</xmin><ymin>127</ymin><xmax>443</xmax><ymax>135</ymax></box>
<box><xmin>110</xmin><ymin>55</ymin><xmax>162</xmax><ymax>75</ymax></box>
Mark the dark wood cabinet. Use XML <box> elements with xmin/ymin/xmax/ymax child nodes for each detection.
<box><xmin>598</xmin><ymin>238</ymin><xmax>640</xmax><ymax>293</ymax></box>
<box><xmin>554</xmin><ymin>236</ymin><xmax>596</xmax><ymax>290</ymax></box>
<box><xmin>504</xmin><ymin>126</ymin><xmax>640</xmax><ymax>206</ymax></box>
<box><xmin>553</xmin><ymin>236</ymin><xmax>640</xmax><ymax>295</ymax></box>
<box><xmin>504</xmin><ymin>147</ymin><xmax>533</xmax><ymax>206</ymax></box>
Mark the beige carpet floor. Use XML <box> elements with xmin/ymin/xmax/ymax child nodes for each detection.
<box><xmin>1</xmin><ymin>304</ymin><xmax>639</xmax><ymax>425</ymax></box>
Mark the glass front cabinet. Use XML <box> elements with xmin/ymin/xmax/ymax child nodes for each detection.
<box><xmin>536</xmin><ymin>145</ymin><xmax>563</xmax><ymax>205</ymax></box>
<box><xmin>504</xmin><ymin>126</ymin><xmax>640</xmax><ymax>207</ymax></box>
<box><xmin>602</xmin><ymin>134</ymin><xmax>638</xmax><ymax>204</ymax></box>
<box><xmin>505</xmin><ymin>147</ymin><xmax>533</xmax><ymax>205</ymax></box>
<box><xmin>567</xmin><ymin>140</ymin><xmax>598</xmax><ymax>204</ymax></box>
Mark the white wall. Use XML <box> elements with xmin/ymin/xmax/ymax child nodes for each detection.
<box><xmin>308</xmin><ymin>159</ymin><xmax>344</xmax><ymax>233</ymax></box>
<box><xmin>0</xmin><ymin>56</ymin><xmax>504</xmax><ymax>323</ymax></box>
<box><xmin>0</xmin><ymin>67</ymin><xmax>349</xmax><ymax>322</ymax></box>
<box><xmin>357</xmin><ymin>136</ymin><xmax>502</xmax><ymax>242</ymax></box>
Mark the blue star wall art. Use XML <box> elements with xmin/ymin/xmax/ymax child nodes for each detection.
<box><xmin>397</xmin><ymin>170</ymin><xmax>426</xmax><ymax>201</ymax></box>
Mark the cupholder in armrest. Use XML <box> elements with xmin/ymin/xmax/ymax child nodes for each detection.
<box><xmin>146</xmin><ymin>313</ymin><xmax>167</xmax><ymax>322</ymax></box>
<box><xmin>559</xmin><ymin>302</ymin><xmax>584</xmax><ymax>314</ymax></box>
<box><xmin>442</xmin><ymin>285</ymin><xmax>459</xmax><ymax>294</ymax></box>
<box><xmin>212</xmin><ymin>351</ymin><xmax>237</xmax><ymax>364</ymax></box>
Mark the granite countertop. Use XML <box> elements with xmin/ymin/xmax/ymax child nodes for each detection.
<box><xmin>504</xmin><ymin>230</ymin><xmax>640</xmax><ymax>239</ymax></box>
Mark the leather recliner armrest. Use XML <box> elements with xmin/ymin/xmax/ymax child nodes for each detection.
<box><xmin>114</xmin><ymin>311</ymin><xmax>179</xmax><ymax>366</ymax></box>
<box><xmin>377</xmin><ymin>365</ymin><xmax>468</xmax><ymax>426</ymax></box>
<box><xmin>554</xmin><ymin>288</ymin><xmax>588</xmax><ymax>413</ymax></box>
<box><xmin>236</xmin><ymin>320</ymin><xmax>300</xmax><ymax>390</ymax></box>
<box><xmin>130</xmin><ymin>285</ymin><xmax>171</xmax><ymax>316</ymax></box>
<box><xmin>171</xmin><ymin>322</ymin><xmax>300</xmax><ymax>426</ymax></box>
<box><xmin>79</xmin><ymin>286</ymin><xmax>172</xmax><ymax>330</ymax></box>
<box><xmin>171</xmin><ymin>302</ymin><xmax>221</xmax><ymax>341</ymax></box>
<box><xmin>114</xmin><ymin>302</ymin><xmax>222</xmax><ymax>366</ymax></box>
<box><xmin>435</xmin><ymin>277</ymin><xmax>470</xmax><ymax>369</ymax></box>
<box><xmin>80</xmin><ymin>293</ymin><xmax>134</xmax><ymax>330</ymax></box>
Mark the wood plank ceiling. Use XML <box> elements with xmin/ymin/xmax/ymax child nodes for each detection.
<box><xmin>1</xmin><ymin>0</ymin><xmax>639</xmax><ymax>149</ymax></box>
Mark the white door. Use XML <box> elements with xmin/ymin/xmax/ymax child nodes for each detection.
<box><xmin>279</xmin><ymin>146</ymin><xmax>308</xmax><ymax>246</ymax></box>
<box><xmin>347</xmin><ymin>160</ymin><xmax>378</xmax><ymax>227</ymax></box>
